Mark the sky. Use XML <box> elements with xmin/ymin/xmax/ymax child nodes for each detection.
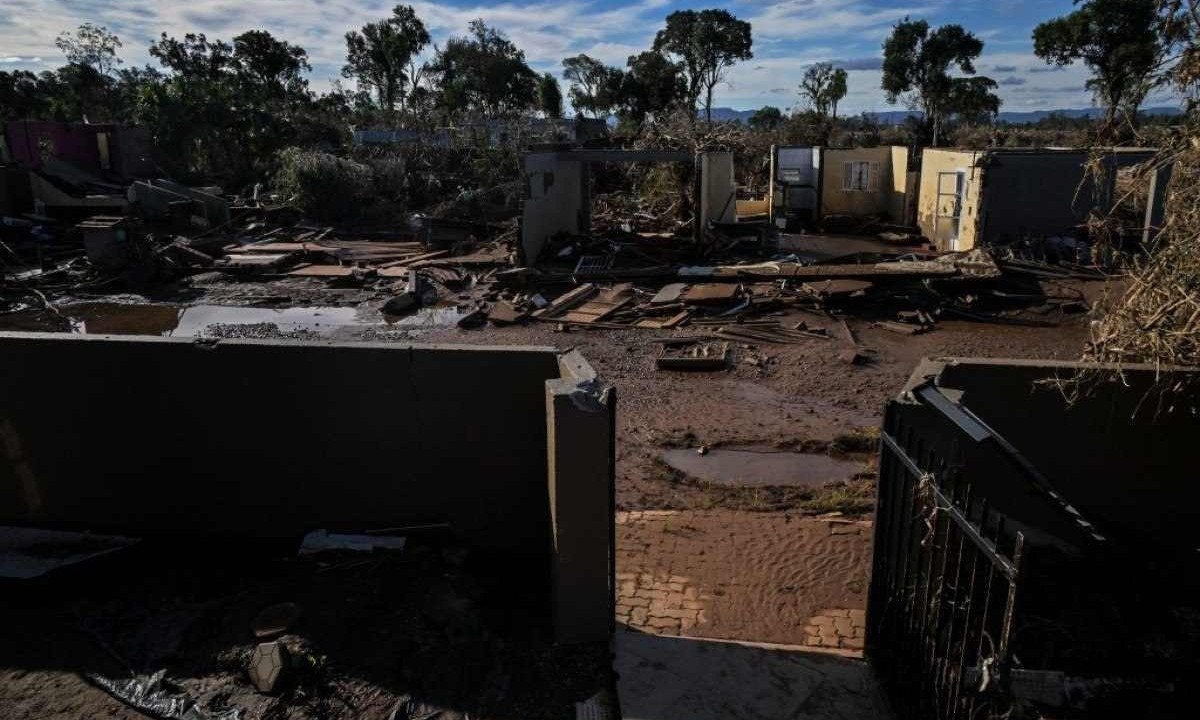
<box><xmin>0</xmin><ymin>0</ymin><xmax>1182</xmax><ymax>114</ymax></box>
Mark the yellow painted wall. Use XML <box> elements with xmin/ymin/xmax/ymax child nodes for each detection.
<box><xmin>822</xmin><ymin>146</ymin><xmax>892</xmax><ymax>218</ymax></box>
<box><xmin>889</xmin><ymin>146</ymin><xmax>909</xmax><ymax>223</ymax></box>
<box><xmin>917</xmin><ymin>149</ymin><xmax>984</xmax><ymax>251</ymax></box>
<box><xmin>821</xmin><ymin>146</ymin><xmax>910</xmax><ymax>223</ymax></box>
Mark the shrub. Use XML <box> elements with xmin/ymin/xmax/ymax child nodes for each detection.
<box><xmin>273</xmin><ymin>148</ymin><xmax>374</xmax><ymax>221</ymax></box>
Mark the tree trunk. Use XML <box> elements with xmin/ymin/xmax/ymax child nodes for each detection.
<box><xmin>932</xmin><ymin>113</ymin><xmax>940</xmax><ymax>147</ymax></box>
<box><xmin>832</xmin><ymin>98</ymin><xmax>838</xmax><ymax>121</ymax></box>
<box><xmin>705</xmin><ymin>84</ymin><xmax>713</xmax><ymax>123</ymax></box>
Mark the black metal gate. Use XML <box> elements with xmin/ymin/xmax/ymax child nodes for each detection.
<box><xmin>867</xmin><ymin>384</ymin><xmax>1027</xmax><ymax>720</ymax></box>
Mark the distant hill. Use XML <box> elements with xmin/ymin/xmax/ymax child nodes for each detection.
<box><xmin>706</xmin><ymin>106</ymin><xmax>1184</xmax><ymax>125</ymax></box>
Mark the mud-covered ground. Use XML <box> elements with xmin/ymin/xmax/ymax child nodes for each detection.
<box><xmin>0</xmin><ymin>272</ymin><xmax>1100</xmax><ymax>718</ymax></box>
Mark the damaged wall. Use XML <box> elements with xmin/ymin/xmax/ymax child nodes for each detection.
<box><xmin>821</xmin><ymin>146</ymin><xmax>908</xmax><ymax>222</ymax></box>
<box><xmin>0</xmin><ymin>333</ymin><xmax>615</xmax><ymax>642</ymax></box>
<box><xmin>917</xmin><ymin>149</ymin><xmax>984</xmax><ymax>251</ymax></box>
<box><xmin>918</xmin><ymin>148</ymin><xmax>1158</xmax><ymax>250</ymax></box>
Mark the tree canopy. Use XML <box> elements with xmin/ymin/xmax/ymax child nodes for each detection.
<box><xmin>799</xmin><ymin>63</ymin><xmax>848</xmax><ymax>120</ymax></box>
<box><xmin>882</xmin><ymin>18</ymin><xmax>1000</xmax><ymax>145</ymax></box>
<box><xmin>430</xmin><ymin>20</ymin><xmax>538</xmax><ymax>118</ymax></box>
<box><xmin>653</xmin><ymin>9</ymin><xmax>753</xmax><ymax>122</ymax></box>
<box><xmin>342</xmin><ymin>4</ymin><xmax>431</xmax><ymax>113</ymax></box>
<box><xmin>1033</xmin><ymin>0</ymin><xmax>1163</xmax><ymax>128</ymax></box>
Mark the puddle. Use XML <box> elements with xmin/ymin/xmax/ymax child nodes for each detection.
<box><xmin>5</xmin><ymin>302</ymin><xmax>467</xmax><ymax>337</ymax></box>
<box><xmin>661</xmin><ymin>446</ymin><xmax>861</xmax><ymax>488</ymax></box>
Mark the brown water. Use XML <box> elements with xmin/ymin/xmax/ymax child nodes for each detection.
<box><xmin>0</xmin><ymin>302</ymin><xmax>465</xmax><ymax>337</ymax></box>
<box><xmin>660</xmin><ymin>446</ymin><xmax>862</xmax><ymax>488</ymax></box>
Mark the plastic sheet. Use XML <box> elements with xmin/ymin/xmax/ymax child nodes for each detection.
<box><xmin>88</xmin><ymin>670</ymin><xmax>241</xmax><ymax>720</ymax></box>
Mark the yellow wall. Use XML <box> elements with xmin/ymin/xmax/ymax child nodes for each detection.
<box><xmin>917</xmin><ymin>149</ymin><xmax>984</xmax><ymax>251</ymax></box>
<box><xmin>889</xmin><ymin>146</ymin><xmax>909</xmax><ymax>222</ymax></box>
<box><xmin>821</xmin><ymin>146</ymin><xmax>908</xmax><ymax>222</ymax></box>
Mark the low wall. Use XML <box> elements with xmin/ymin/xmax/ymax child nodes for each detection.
<box><xmin>0</xmin><ymin>333</ymin><xmax>615</xmax><ymax>642</ymax></box>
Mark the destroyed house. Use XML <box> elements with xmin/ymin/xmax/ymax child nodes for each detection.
<box><xmin>3</xmin><ymin>120</ymin><xmax>154</xmax><ymax>180</ymax></box>
<box><xmin>820</xmin><ymin>146</ymin><xmax>911</xmax><ymax>224</ymax></box>
<box><xmin>766</xmin><ymin>145</ymin><xmax>913</xmax><ymax>229</ymax></box>
<box><xmin>917</xmin><ymin>147</ymin><xmax>1157</xmax><ymax>251</ymax></box>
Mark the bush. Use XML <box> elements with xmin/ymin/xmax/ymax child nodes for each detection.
<box><xmin>273</xmin><ymin>147</ymin><xmax>374</xmax><ymax>221</ymax></box>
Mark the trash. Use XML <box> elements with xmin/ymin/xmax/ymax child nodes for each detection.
<box><xmin>248</xmin><ymin>641</ymin><xmax>289</xmax><ymax>694</ymax></box>
<box><xmin>252</xmin><ymin>602</ymin><xmax>303</xmax><ymax>640</ymax></box>
<box><xmin>0</xmin><ymin>526</ymin><xmax>139</xmax><ymax>579</ymax></box>
<box><xmin>487</xmin><ymin>301</ymin><xmax>528</xmax><ymax>325</ymax></box>
<box><xmin>656</xmin><ymin>340</ymin><xmax>731</xmax><ymax>371</ymax></box>
<box><xmin>89</xmin><ymin>670</ymin><xmax>242</xmax><ymax>720</ymax></box>
<box><xmin>383</xmin><ymin>293</ymin><xmax>420</xmax><ymax>315</ymax></box>
<box><xmin>298</xmin><ymin>529</ymin><xmax>407</xmax><ymax>555</ymax></box>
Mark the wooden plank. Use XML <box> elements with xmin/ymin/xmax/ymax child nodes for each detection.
<box><xmin>534</xmin><ymin>283</ymin><xmax>597</xmax><ymax>318</ymax></box>
<box><xmin>287</xmin><ymin>265</ymin><xmax>355</xmax><ymax>277</ymax></box>
<box><xmin>239</xmin><ymin>242</ymin><xmax>335</xmax><ymax>253</ymax></box>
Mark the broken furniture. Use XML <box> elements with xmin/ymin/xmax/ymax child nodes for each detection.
<box><xmin>0</xmin><ymin>334</ymin><xmax>615</xmax><ymax>645</ymax></box>
<box><xmin>869</xmin><ymin>358</ymin><xmax>1200</xmax><ymax>718</ymax></box>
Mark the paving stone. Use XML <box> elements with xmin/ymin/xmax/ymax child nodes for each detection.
<box><xmin>248</xmin><ymin>641</ymin><xmax>288</xmax><ymax>694</ymax></box>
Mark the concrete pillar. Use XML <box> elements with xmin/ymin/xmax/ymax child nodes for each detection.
<box><xmin>698</xmin><ymin>151</ymin><xmax>737</xmax><ymax>229</ymax></box>
<box><xmin>1142</xmin><ymin>163</ymin><xmax>1173</xmax><ymax>245</ymax></box>
<box><xmin>545</xmin><ymin>350</ymin><xmax>615</xmax><ymax>643</ymax></box>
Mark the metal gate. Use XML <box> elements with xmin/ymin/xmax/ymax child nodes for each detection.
<box><xmin>867</xmin><ymin>384</ymin><xmax>1026</xmax><ymax>720</ymax></box>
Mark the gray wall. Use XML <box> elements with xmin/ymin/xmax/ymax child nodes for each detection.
<box><xmin>978</xmin><ymin>151</ymin><xmax>1153</xmax><ymax>243</ymax></box>
<box><xmin>926</xmin><ymin>358</ymin><xmax>1200</xmax><ymax>549</ymax></box>
<box><xmin>0</xmin><ymin>334</ymin><xmax>558</xmax><ymax>551</ymax></box>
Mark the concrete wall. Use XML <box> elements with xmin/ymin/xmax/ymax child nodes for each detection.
<box><xmin>825</xmin><ymin>146</ymin><xmax>902</xmax><ymax>219</ymax></box>
<box><xmin>0</xmin><ymin>333</ymin><xmax>616</xmax><ymax>642</ymax></box>
<box><xmin>521</xmin><ymin>153</ymin><xmax>585</xmax><ymax>263</ymax></box>
<box><xmin>976</xmin><ymin>150</ymin><xmax>1154</xmax><ymax>244</ymax></box>
<box><xmin>916</xmin><ymin>149</ymin><xmax>984</xmax><ymax>250</ymax></box>
<box><xmin>890</xmin><ymin>146</ymin><xmax>910</xmax><ymax>223</ymax></box>
<box><xmin>923</xmin><ymin>358</ymin><xmax>1200</xmax><ymax>550</ymax></box>
<box><xmin>698</xmin><ymin>151</ymin><xmax>736</xmax><ymax>226</ymax></box>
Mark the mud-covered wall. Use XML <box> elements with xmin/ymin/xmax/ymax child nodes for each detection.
<box><xmin>926</xmin><ymin>358</ymin><xmax>1200</xmax><ymax>549</ymax></box>
<box><xmin>0</xmin><ymin>334</ymin><xmax>562</xmax><ymax>552</ymax></box>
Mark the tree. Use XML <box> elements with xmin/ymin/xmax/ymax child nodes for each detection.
<box><xmin>430</xmin><ymin>20</ymin><xmax>538</xmax><ymax>118</ymax></box>
<box><xmin>620</xmin><ymin>51</ymin><xmax>684</xmax><ymax>124</ymax></box>
<box><xmin>55</xmin><ymin>23</ymin><xmax>123</xmax><ymax>76</ymax></box>
<box><xmin>1033</xmin><ymin>0</ymin><xmax>1163</xmax><ymax>128</ymax></box>
<box><xmin>653</xmin><ymin>9</ymin><xmax>753</xmax><ymax>122</ymax></box>
<box><xmin>798</xmin><ymin>62</ymin><xmax>848</xmax><ymax>119</ymax></box>
<box><xmin>233</xmin><ymin>30</ymin><xmax>310</xmax><ymax>98</ymax></box>
<box><xmin>748</xmin><ymin>105</ymin><xmax>783</xmax><ymax>131</ymax></box>
<box><xmin>882</xmin><ymin>18</ymin><xmax>1000</xmax><ymax>145</ymax></box>
<box><xmin>562</xmin><ymin>54</ymin><xmax>623</xmax><ymax>117</ymax></box>
<box><xmin>342</xmin><ymin>4</ymin><xmax>431</xmax><ymax>113</ymax></box>
<box><xmin>0</xmin><ymin>70</ymin><xmax>50</xmax><ymax>119</ymax></box>
<box><xmin>537</xmin><ymin>72</ymin><xmax>563</xmax><ymax>118</ymax></box>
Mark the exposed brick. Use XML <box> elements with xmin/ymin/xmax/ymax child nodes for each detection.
<box><xmin>819</xmin><ymin>636</ymin><xmax>840</xmax><ymax>647</ymax></box>
<box><xmin>842</xmin><ymin>636</ymin><xmax>865</xmax><ymax>650</ymax></box>
<box><xmin>631</xmin><ymin>607</ymin><xmax>648</xmax><ymax>625</ymax></box>
<box><xmin>834</xmin><ymin>617</ymin><xmax>853</xmax><ymax>636</ymax></box>
<box><xmin>626</xmin><ymin>596</ymin><xmax>650</xmax><ymax>608</ymax></box>
<box><xmin>666</xmin><ymin>592</ymin><xmax>685</xmax><ymax>607</ymax></box>
<box><xmin>805</xmin><ymin>635</ymin><xmax>822</xmax><ymax>646</ymax></box>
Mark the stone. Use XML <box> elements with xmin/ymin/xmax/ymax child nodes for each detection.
<box><xmin>252</xmin><ymin>602</ymin><xmax>302</xmax><ymax>640</ymax></box>
<box><xmin>383</xmin><ymin>292</ymin><xmax>419</xmax><ymax>315</ymax></box>
<box><xmin>248</xmin><ymin>641</ymin><xmax>289</xmax><ymax>693</ymax></box>
<box><xmin>842</xmin><ymin>636</ymin><xmax>865</xmax><ymax>650</ymax></box>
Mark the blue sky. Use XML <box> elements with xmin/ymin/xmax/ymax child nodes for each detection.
<box><xmin>0</xmin><ymin>0</ymin><xmax>1181</xmax><ymax>113</ymax></box>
